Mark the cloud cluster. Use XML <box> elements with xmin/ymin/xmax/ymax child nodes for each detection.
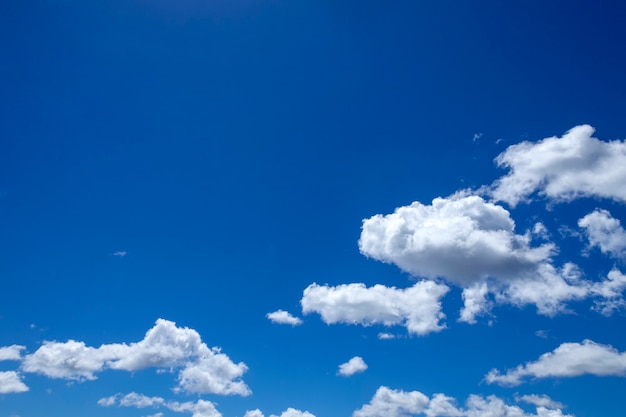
<box><xmin>337</xmin><ymin>356</ymin><xmax>368</xmax><ymax>377</ymax></box>
<box><xmin>486</xmin><ymin>339</ymin><xmax>626</xmax><ymax>386</ymax></box>
<box><xmin>357</xmin><ymin>192</ymin><xmax>626</xmax><ymax>323</ymax></box>
<box><xmin>354</xmin><ymin>386</ymin><xmax>572</xmax><ymax>417</ymax></box>
<box><xmin>98</xmin><ymin>392</ymin><xmax>221</xmax><ymax>417</ymax></box>
<box><xmin>490</xmin><ymin>124</ymin><xmax>626</xmax><ymax>206</ymax></box>
<box><xmin>16</xmin><ymin>319</ymin><xmax>249</xmax><ymax>396</ymax></box>
<box><xmin>266</xmin><ymin>310</ymin><xmax>303</xmax><ymax>326</ymax></box>
<box><xmin>301</xmin><ymin>281</ymin><xmax>449</xmax><ymax>335</ymax></box>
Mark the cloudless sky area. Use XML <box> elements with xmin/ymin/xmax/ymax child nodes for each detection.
<box><xmin>2</xmin><ymin>1</ymin><xmax>626</xmax><ymax>417</ymax></box>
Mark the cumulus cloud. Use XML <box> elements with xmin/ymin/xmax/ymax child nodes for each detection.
<box><xmin>266</xmin><ymin>310</ymin><xmax>303</xmax><ymax>326</ymax></box>
<box><xmin>0</xmin><ymin>371</ymin><xmax>29</xmax><ymax>394</ymax></box>
<box><xmin>359</xmin><ymin>195</ymin><xmax>554</xmax><ymax>287</ymax></box>
<box><xmin>22</xmin><ymin>319</ymin><xmax>250</xmax><ymax>396</ymax></box>
<box><xmin>490</xmin><ymin>125</ymin><xmax>626</xmax><ymax>206</ymax></box>
<box><xmin>0</xmin><ymin>345</ymin><xmax>25</xmax><ymax>361</ymax></box>
<box><xmin>354</xmin><ymin>386</ymin><xmax>572</xmax><ymax>417</ymax></box>
<box><xmin>378</xmin><ymin>332</ymin><xmax>396</xmax><ymax>340</ymax></box>
<box><xmin>98</xmin><ymin>392</ymin><xmax>222</xmax><ymax>417</ymax></box>
<box><xmin>578</xmin><ymin>209</ymin><xmax>626</xmax><ymax>259</ymax></box>
<box><xmin>245</xmin><ymin>408</ymin><xmax>316</xmax><ymax>417</ymax></box>
<box><xmin>337</xmin><ymin>356</ymin><xmax>368</xmax><ymax>376</ymax></box>
<box><xmin>353</xmin><ymin>386</ymin><xmax>429</xmax><ymax>417</ymax></box>
<box><xmin>486</xmin><ymin>339</ymin><xmax>626</xmax><ymax>386</ymax></box>
<box><xmin>357</xmin><ymin>193</ymin><xmax>626</xmax><ymax>322</ymax></box>
<box><xmin>301</xmin><ymin>281</ymin><xmax>449</xmax><ymax>335</ymax></box>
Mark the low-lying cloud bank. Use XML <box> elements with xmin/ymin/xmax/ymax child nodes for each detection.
<box><xmin>354</xmin><ymin>386</ymin><xmax>572</xmax><ymax>417</ymax></box>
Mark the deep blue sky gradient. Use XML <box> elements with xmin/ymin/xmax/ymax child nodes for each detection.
<box><xmin>2</xmin><ymin>2</ymin><xmax>626</xmax><ymax>417</ymax></box>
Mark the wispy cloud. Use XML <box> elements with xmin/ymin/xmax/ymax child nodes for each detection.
<box><xmin>486</xmin><ymin>339</ymin><xmax>626</xmax><ymax>386</ymax></box>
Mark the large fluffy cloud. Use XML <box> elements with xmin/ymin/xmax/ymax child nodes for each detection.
<box><xmin>490</xmin><ymin>124</ymin><xmax>626</xmax><ymax>206</ymax></box>
<box><xmin>359</xmin><ymin>195</ymin><xmax>553</xmax><ymax>287</ymax></box>
<box><xmin>301</xmin><ymin>281</ymin><xmax>449</xmax><ymax>335</ymax></box>
<box><xmin>486</xmin><ymin>339</ymin><xmax>626</xmax><ymax>386</ymax></box>
<box><xmin>0</xmin><ymin>371</ymin><xmax>29</xmax><ymax>394</ymax></box>
<box><xmin>354</xmin><ymin>386</ymin><xmax>572</xmax><ymax>417</ymax></box>
<box><xmin>21</xmin><ymin>319</ymin><xmax>250</xmax><ymax>396</ymax></box>
<box><xmin>98</xmin><ymin>392</ymin><xmax>222</xmax><ymax>417</ymax></box>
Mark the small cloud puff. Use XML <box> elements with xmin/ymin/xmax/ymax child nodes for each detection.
<box><xmin>338</xmin><ymin>356</ymin><xmax>368</xmax><ymax>377</ymax></box>
<box><xmin>266</xmin><ymin>310</ymin><xmax>303</xmax><ymax>326</ymax></box>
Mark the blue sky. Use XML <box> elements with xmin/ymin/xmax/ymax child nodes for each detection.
<box><xmin>2</xmin><ymin>1</ymin><xmax>626</xmax><ymax>417</ymax></box>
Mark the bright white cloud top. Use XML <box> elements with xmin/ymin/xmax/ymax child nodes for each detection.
<box><xmin>359</xmin><ymin>195</ymin><xmax>554</xmax><ymax>286</ymax></box>
<box><xmin>266</xmin><ymin>309</ymin><xmax>303</xmax><ymax>326</ymax></box>
<box><xmin>353</xmin><ymin>386</ymin><xmax>573</xmax><ymax>417</ymax></box>
<box><xmin>337</xmin><ymin>356</ymin><xmax>368</xmax><ymax>376</ymax></box>
<box><xmin>486</xmin><ymin>339</ymin><xmax>626</xmax><ymax>386</ymax></box>
<box><xmin>490</xmin><ymin>124</ymin><xmax>626</xmax><ymax>206</ymax></box>
<box><xmin>301</xmin><ymin>281</ymin><xmax>449</xmax><ymax>335</ymax></box>
<box><xmin>20</xmin><ymin>319</ymin><xmax>250</xmax><ymax>396</ymax></box>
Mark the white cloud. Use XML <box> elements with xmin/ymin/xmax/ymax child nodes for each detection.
<box><xmin>578</xmin><ymin>209</ymin><xmax>626</xmax><ymax>259</ymax></box>
<box><xmin>359</xmin><ymin>195</ymin><xmax>554</xmax><ymax>287</ymax></box>
<box><xmin>270</xmin><ymin>409</ymin><xmax>316</xmax><ymax>417</ymax></box>
<box><xmin>357</xmin><ymin>193</ymin><xmax>626</xmax><ymax>322</ymax></box>
<box><xmin>113</xmin><ymin>251</ymin><xmax>127</xmax><ymax>257</ymax></box>
<box><xmin>0</xmin><ymin>371</ymin><xmax>29</xmax><ymax>394</ymax></box>
<box><xmin>353</xmin><ymin>386</ymin><xmax>429</xmax><ymax>417</ymax></box>
<box><xmin>337</xmin><ymin>356</ymin><xmax>367</xmax><ymax>377</ymax></box>
<box><xmin>98</xmin><ymin>392</ymin><xmax>222</xmax><ymax>417</ymax></box>
<box><xmin>490</xmin><ymin>124</ymin><xmax>626</xmax><ymax>206</ymax></box>
<box><xmin>486</xmin><ymin>339</ymin><xmax>626</xmax><ymax>386</ymax></box>
<box><xmin>266</xmin><ymin>310</ymin><xmax>303</xmax><ymax>326</ymax></box>
<box><xmin>22</xmin><ymin>319</ymin><xmax>250</xmax><ymax>396</ymax></box>
<box><xmin>589</xmin><ymin>269</ymin><xmax>626</xmax><ymax>315</ymax></box>
<box><xmin>459</xmin><ymin>282</ymin><xmax>491</xmax><ymax>324</ymax></box>
<box><xmin>378</xmin><ymin>332</ymin><xmax>396</xmax><ymax>340</ymax></box>
<box><xmin>354</xmin><ymin>387</ymin><xmax>572</xmax><ymax>417</ymax></box>
<box><xmin>245</xmin><ymin>409</ymin><xmax>316</xmax><ymax>417</ymax></box>
<box><xmin>301</xmin><ymin>281</ymin><xmax>449</xmax><ymax>335</ymax></box>
<box><xmin>517</xmin><ymin>394</ymin><xmax>564</xmax><ymax>410</ymax></box>
<box><xmin>0</xmin><ymin>345</ymin><xmax>25</xmax><ymax>361</ymax></box>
